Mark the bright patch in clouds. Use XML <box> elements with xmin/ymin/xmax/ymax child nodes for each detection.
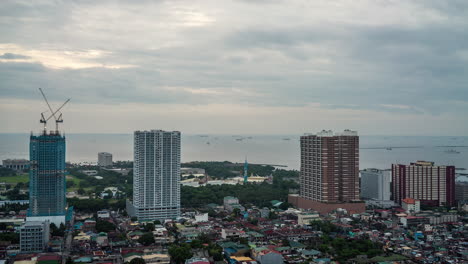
<box><xmin>0</xmin><ymin>44</ymin><xmax>135</xmax><ymax>69</ymax></box>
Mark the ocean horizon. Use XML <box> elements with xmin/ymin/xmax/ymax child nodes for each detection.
<box><xmin>1</xmin><ymin>133</ymin><xmax>467</xmax><ymax>175</ymax></box>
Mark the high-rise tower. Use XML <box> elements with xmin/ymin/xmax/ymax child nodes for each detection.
<box><xmin>29</xmin><ymin>131</ymin><xmax>66</xmax><ymax>217</ymax></box>
<box><xmin>129</xmin><ymin>130</ymin><xmax>181</xmax><ymax>221</ymax></box>
<box><xmin>289</xmin><ymin>129</ymin><xmax>365</xmax><ymax>214</ymax></box>
<box><xmin>392</xmin><ymin>161</ymin><xmax>455</xmax><ymax>207</ymax></box>
<box><xmin>300</xmin><ymin>130</ymin><xmax>360</xmax><ymax>203</ymax></box>
<box><xmin>27</xmin><ymin>89</ymin><xmax>70</xmax><ymax>224</ymax></box>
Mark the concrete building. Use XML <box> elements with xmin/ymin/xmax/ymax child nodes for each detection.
<box><xmin>223</xmin><ymin>196</ymin><xmax>245</xmax><ymax>212</ymax></box>
<box><xmin>129</xmin><ymin>130</ymin><xmax>181</xmax><ymax>221</ymax></box>
<box><xmin>180</xmin><ymin>168</ymin><xmax>206</xmax><ymax>177</ymax></box>
<box><xmin>360</xmin><ymin>168</ymin><xmax>391</xmax><ymax>200</ymax></box>
<box><xmin>402</xmin><ymin>198</ymin><xmax>421</xmax><ymax>214</ymax></box>
<box><xmin>290</xmin><ymin>130</ymin><xmax>365</xmax><ymax>214</ymax></box>
<box><xmin>194</xmin><ymin>213</ymin><xmax>208</xmax><ymax>223</ymax></box>
<box><xmin>392</xmin><ymin>161</ymin><xmax>456</xmax><ymax>207</ymax></box>
<box><xmin>97</xmin><ymin>152</ymin><xmax>113</xmax><ymax>167</ymax></box>
<box><xmin>297</xmin><ymin>211</ymin><xmax>320</xmax><ymax>225</ymax></box>
<box><xmin>455</xmin><ymin>182</ymin><xmax>468</xmax><ymax>202</ymax></box>
<box><xmin>19</xmin><ymin>221</ymin><xmax>50</xmax><ymax>253</ymax></box>
<box><xmin>2</xmin><ymin>159</ymin><xmax>29</xmax><ymax>171</ymax></box>
<box><xmin>27</xmin><ymin>131</ymin><xmax>66</xmax><ymax>224</ymax></box>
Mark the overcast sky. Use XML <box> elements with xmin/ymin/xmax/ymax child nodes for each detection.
<box><xmin>1</xmin><ymin>0</ymin><xmax>467</xmax><ymax>135</ymax></box>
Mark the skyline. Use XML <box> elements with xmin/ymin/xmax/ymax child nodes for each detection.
<box><xmin>1</xmin><ymin>0</ymin><xmax>468</xmax><ymax>135</ymax></box>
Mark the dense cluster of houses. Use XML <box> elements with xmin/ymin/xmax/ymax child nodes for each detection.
<box><xmin>1</xmin><ymin>195</ymin><xmax>467</xmax><ymax>264</ymax></box>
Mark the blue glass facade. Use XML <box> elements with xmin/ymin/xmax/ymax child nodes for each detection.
<box><xmin>28</xmin><ymin>132</ymin><xmax>66</xmax><ymax>216</ymax></box>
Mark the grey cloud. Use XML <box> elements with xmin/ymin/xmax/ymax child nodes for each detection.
<box><xmin>0</xmin><ymin>0</ymin><xmax>467</xmax><ymax>131</ymax></box>
<box><xmin>0</xmin><ymin>53</ymin><xmax>31</xmax><ymax>59</ymax></box>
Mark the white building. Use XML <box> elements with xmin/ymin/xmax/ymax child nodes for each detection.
<box><xmin>194</xmin><ymin>213</ymin><xmax>208</xmax><ymax>223</ymax></box>
<box><xmin>360</xmin><ymin>168</ymin><xmax>391</xmax><ymax>200</ymax></box>
<box><xmin>98</xmin><ymin>152</ymin><xmax>113</xmax><ymax>167</ymax></box>
<box><xmin>402</xmin><ymin>198</ymin><xmax>421</xmax><ymax>214</ymax></box>
<box><xmin>20</xmin><ymin>221</ymin><xmax>50</xmax><ymax>253</ymax></box>
<box><xmin>223</xmin><ymin>196</ymin><xmax>244</xmax><ymax>212</ymax></box>
<box><xmin>129</xmin><ymin>130</ymin><xmax>181</xmax><ymax>221</ymax></box>
<box><xmin>97</xmin><ymin>210</ymin><xmax>110</xmax><ymax>219</ymax></box>
<box><xmin>297</xmin><ymin>211</ymin><xmax>320</xmax><ymax>225</ymax></box>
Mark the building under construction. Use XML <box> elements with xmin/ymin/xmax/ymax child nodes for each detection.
<box><xmin>27</xmin><ymin>88</ymin><xmax>70</xmax><ymax>224</ymax></box>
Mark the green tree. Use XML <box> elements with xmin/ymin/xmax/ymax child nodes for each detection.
<box><xmin>0</xmin><ymin>232</ymin><xmax>19</xmax><ymax>243</ymax></box>
<box><xmin>190</xmin><ymin>239</ymin><xmax>203</xmax><ymax>248</ymax></box>
<box><xmin>129</xmin><ymin>258</ymin><xmax>145</xmax><ymax>264</ymax></box>
<box><xmin>169</xmin><ymin>244</ymin><xmax>193</xmax><ymax>264</ymax></box>
<box><xmin>144</xmin><ymin>223</ymin><xmax>155</xmax><ymax>232</ymax></box>
<box><xmin>96</xmin><ymin>220</ymin><xmax>116</xmax><ymax>233</ymax></box>
<box><xmin>207</xmin><ymin>244</ymin><xmax>223</xmax><ymax>261</ymax></box>
<box><xmin>66</xmin><ymin>180</ymin><xmax>75</xmax><ymax>188</ymax></box>
<box><xmin>138</xmin><ymin>233</ymin><xmax>155</xmax><ymax>246</ymax></box>
<box><xmin>232</xmin><ymin>208</ymin><xmax>241</xmax><ymax>217</ymax></box>
<box><xmin>50</xmin><ymin>223</ymin><xmax>65</xmax><ymax>237</ymax></box>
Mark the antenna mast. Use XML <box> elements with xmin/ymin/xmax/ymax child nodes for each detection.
<box><xmin>38</xmin><ymin>88</ymin><xmax>71</xmax><ymax>135</ymax></box>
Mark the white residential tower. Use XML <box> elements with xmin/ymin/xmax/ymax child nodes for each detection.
<box><xmin>128</xmin><ymin>130</ymin><xmax>181</xmax><ymax>221</ymax></box>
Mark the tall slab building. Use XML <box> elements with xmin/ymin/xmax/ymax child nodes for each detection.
<box><xmin>300</xmin><ymin>129</ymin><xmax>360</xmax><ymax>202</ymax></box>
<box><xmin>129</xmin><ymin>130</ymin><xmax>181</xmax><ymax>221</ymax></box>
<box><xmin>392</xmin><ymin>161</ymin><xmax>455</xmax><ymax>207</ymax></box>
<box><xmin>28</xmin><ymin>131</ymin><xmax>67</xmax><ymax>218</ymax></box>
<box><xmin>289</xmin><ymin>130</ymin><xmax>365</xmax><ymax>214</ymax></box>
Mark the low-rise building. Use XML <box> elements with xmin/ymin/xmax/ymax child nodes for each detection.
<box><xmin>185</xmin><ymin>257</ymin><xmax>209</xmax><ymax>264</ymax></box>
<box><xmin>400</xmin><ymin>216</ymin><xmax>429</xmax><ymax>227</ymax></box>
<box><xmin>224</xmin><ymin>196</ymin><xmax>245</xmax><ymax>212</ymax></box>
<box><xmin>19</xmin><ymin>221</ymin><xmax>50</xmax><ymax>253</ymax></box>
<box><xmin>2</xmin><ymin>159</ymin><xmax>29</xmax><ymax>171</ymax></box>
<box><xmin>402</xmin><ymin>198</ymin><xmax>421</xmax><ymax>214</ymax></box>
<box><xmin>194</xmin><ymin>213</ymin><xmax>208</xmax><ymax>223</ymax></box>
<box><xmin>297</xmin><ymin>211</ymin><xmax>320</xmax><ymax>225</ymax></box>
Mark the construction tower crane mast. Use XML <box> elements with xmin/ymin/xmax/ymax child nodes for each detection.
<box><xmin>38</xmin><ymin>88</ymin><xmax>71</xmax><ymax>134</ymax></box>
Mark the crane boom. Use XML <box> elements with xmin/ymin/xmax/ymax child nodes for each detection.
<box><xmin>39</xmin><ymin>88</ymin><xmax>57</xmax><ymax>121</ymax></box>
<box><xmin>45</xmin><ymin>99</ymin><xmax>71</xmax><ymax>122</ymax></box>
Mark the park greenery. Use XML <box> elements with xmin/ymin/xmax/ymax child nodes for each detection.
<box><xmin>68</xmin><ymin>197</ymin><xmax>126</xmax><ymax>213</ymax></box>
<box><xmin>181</xmin><ymin>161</ymin><xmax>299</xmax><ymax>179</ymax></box>
<box><xmin>0</xmin><ymin>167</ymin><xmax>17</xmax><ymax>177</ymax></box>
<box><xmin>67</xmin><ymin>166</ymin><xmax>133</xmax><ymax>196</ymax></box>
<box><xmin>181</xmin><ymin>175</ymin><xmax>298</xmax><ymax>208</ymax></box>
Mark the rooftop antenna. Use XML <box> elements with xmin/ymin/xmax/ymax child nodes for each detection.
<box><xmin>38</xmin><ymin>88</ymin><xmax>71</xmax><ymax>134</ymax></box>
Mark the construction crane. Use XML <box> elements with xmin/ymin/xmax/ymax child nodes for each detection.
<box><xmin>38</xmin><ymin>88</ymin><xmax>71</xmax><ymax>134</ymax></box>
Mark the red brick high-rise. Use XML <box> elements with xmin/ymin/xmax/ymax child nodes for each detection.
<box><xmin>300</xmin><ymin>130</ymin><xmax>360</xmax><ymax>203</ymax></box>
<box><xmin>392</xmin><ymin>161</ymin><xmax>455</xmax><ymax>207</ymax></box>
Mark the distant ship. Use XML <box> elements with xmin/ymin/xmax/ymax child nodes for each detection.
<box><xmin>386</xmin><ymin>147</ymin><xmax>392</xmax><ymax>150</ymax></box>
<box><xmin>206</xmin><ymin>142</ymin><xmax>210</xmax><ymax>145</ymax></box>
<box><xmin>283</xmin><ymin>138</ymin><xmax>291</xmax><ymax>141</ymax></box>
<box><xmin>236</xmin><ymin>138</ymin><xmax>244</xmax><ymax>141</ymax></box>
<box><xmin>445</xmin><ymin>149</ymin><xmax>460</xmax><ymax>154</ymax></box>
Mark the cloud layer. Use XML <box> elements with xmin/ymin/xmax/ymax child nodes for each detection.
<box><xmin>1</xmin><ymin>0</ymin><xmax>467</xmax><ymax>135</ymax></box>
